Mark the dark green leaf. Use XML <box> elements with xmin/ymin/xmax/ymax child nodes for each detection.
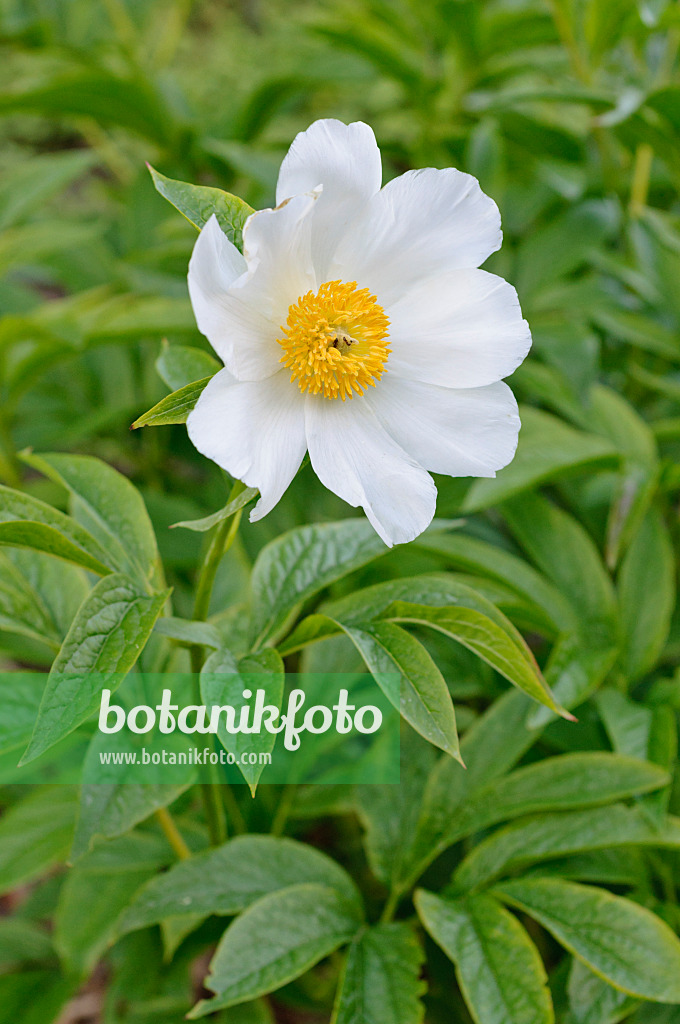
<box><xmin>331</xmin><ymin>923</ymin><xmax>425</xmax><ymax>1024</ymax></box>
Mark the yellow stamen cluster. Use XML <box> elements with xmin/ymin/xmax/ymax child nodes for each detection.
<box><xmin>278</xmin><ymin>280</ymin><xmax>390</xmax><ymax>400</ymax></box>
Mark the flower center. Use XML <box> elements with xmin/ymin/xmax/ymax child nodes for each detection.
<box><xmin>278</xmin><ymin>280</ymin><xmax>390</xmax><ymax>400</ymax></box>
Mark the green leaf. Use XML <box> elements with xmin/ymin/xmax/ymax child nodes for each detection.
<box><xmin>0</xmin><ymin>548</ymin><xmax>88</xmax><ymax>649</ymax></box>
<box><xmin>567</xmin><ymin>958</ymin><xmax>639</xmax><ymax>1024</ymax></box>
<box><xmin>342</xmin><ymin>620</ymin><xmax>460</xmax><ymax>759</ymax></box>
<box><xmin>356</xmin><ymin>730</ymin><xmax>436</xmax><ymax>889</ymax></box>
<box><xmin>21</xmin><ymin>452</ymin><xmax>159</xmax><ymax>583</ymax></box>
<box><xmin>0</xmin><ymin>919</ymin><xmax>54</xmax><ymax>971</ymax></box>
<box><xmin>201</xmin><ymin>647</ymin><xmax>285</xmax><ymax>792</ymax></box>
<box><xmin>250</xmin><ymin>520</ymin><xmax>387</xmax><ymax>647</ymax></box>
<box><xmin>54</xmin><ymin>833</ymin><xmax>170</xmax><ymax>976</ymax></box>
<box><xmin>0</xmin><ymin>150</ymin><xmax>95</xmax><ymax>232</ymax></box>
<box><xmin>0</xmin><ymin>787</ymin><xmax>77</xmax><ymax>895</ymax></box>
<box><xmin>516</xmin><ymin>199</ymin><xmax>619</xmax><ymax>297</ymax></box>
<box><xmin>148</xmin><ymin>165</ymin><xmax>254</xmax><ymax>250</ymax></box>
<box><xmin>172</xmin><ymin>485</ymin><xmax>259</xmax><ymax>532</ymax></box>
<box><xmin>453</xmin><ymin>804</ymin><xmax>680</xmax><ymax>893</ymax></box>
<box><xmin>596</xmin><ymin>689</ymin><xmax>652</xmax><ymax>761</ymax></box>
<box><xmin>131</xmin><ymin>376</ymin><xmax>213</xmax><ymax>429</ymax></box>
<box><xmin>21</xmin><ymin>574</ymin><xmax>169</xmax><ymax>764</ymax></box>
<box><xmin>0</xmin><ymin>71</ymin><xmax>175</xmax><ymax>144</ymax></box>
<box><xmin>0</xmin><ymin>485</ymin><xmax>113</xmax><ymax>575</ymax></box>
<box><xmin>383</xmin><ymin>600</ymin><xmax>564</xmax><ymax>715</ymax></box>
<box><xmin>415</xmin><ymin>530</ymin><xmax>577</xmax><ymax>636</ymax></box>
<box><xmin>462</xmin><ymin>408</ymin><xmax>617</xmax><ymax>512</ymax></box>
<box><xmin>0</xmin><ymin>673</ymin><xmax>44</xmax><ymax>756</ymax></box>
<box><xmin>70</xmin><ymin>778</ymin><xmax>189</xmax><ymax>861</ymax></box>
<box><xmin>618</xmin><ymin>508</ymin><xmax>675</xmax><ymax>681</ymax></box>
<box><xmin>189</xmin><ymin>883</ymin><xmax>362</xmax><ymax>1016</ymax></box>
<box><xmin>416</xmin><ymin>890</ymin><xmax>553</xmax><ymax>1024</ymax></box>
<box><xmin>331</xmin><ymin>923</ymin><xmax>425</xmax><ymax>1024</ymax></box>
<box><xmin>156</xmin><ymin>341</ymin><xmax>221</xmax><ymax>391</ymax></box>
<box><xmin>494</xmin><ymin>877</ymin><xmax>680</xmax><ymax>1002</ymax></box>
<box><xmin>117</xmin><ymin>834</ymin><xmax>361</xmax><ymax>938</ymax></box>
<box><xmin>153</xmin><ymin>616</ymin><xmax>222</xmax><ymax>649</ymax></box>
<box><xmin>501</xmin><ymin>492</ymin><xmax>617</xmax><ymax>630</ymax></box>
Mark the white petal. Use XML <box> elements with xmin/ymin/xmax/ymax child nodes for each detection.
<box><xmin>188</xmin><ymin>196</ymin><xmax>317</xmax><ymax>382</ymax></box>
<box><xmin>332</xmin><ymin>167</ymin><xmax>502</xmax><ymax>306</ymax></box>
<box><xmin>385</xmin><ymin>269</ymin><xmax>531</xmax><ymax>389</ymax></box>
<box><xmin>366</xmin><ymin>376</ymin><xmax>520</xmax><ymax>477</ymax></box>
<box><xmin>276</xmin><ymin>120</ymin><xmax>382</xmax><ymax>283</ymax></box>
<box><xmin>187</xmin><ymin>368</ymin><xmax>306</xmax><ymax>519</ymax></box>
<box><xmin>304</xmin><ymin>395</ymin><xmax>436</xmax><ymax>547</ymax></box>
<box><xmin>276</xmin><ymin>119</ymin><xmax>381</xmax><ymax>206</ymax></box>
<box><xmin>240</xmin><ymin>190</ymin><xmax>318</xmax><ymax>322</ymax></box>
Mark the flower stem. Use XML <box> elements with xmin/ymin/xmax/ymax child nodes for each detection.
<box><xmin>190</xmin><ymin>478</ymin><xmax>247</xmax><ymax>846</ymax></box>
<box><xmin>155</xmin><ymin>807</ymin><xmax>192</xmax><ymax>861</ymax></box>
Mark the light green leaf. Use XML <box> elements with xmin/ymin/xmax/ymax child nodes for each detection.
<box><xmin>618</xmin><ymin>508</ymin><xmax>675</xmax><ymax>681</ymax></box>
<box><xmin>21</xmin><ymin>574</ymin><xmax>169</xmax><ymax>764</ymax></box>
<box><xmin>250</xmin><ymin>520</ymin><xmax>387</xmax><ymax>647</ymax></box>
<box><xmin>0</xmin><ymin>485</ymin><xmax>113</xmax><ymax>575</ymax></box>
<box><xmin>20</xmin><ymin>452</ymin><xmax>159</xmax><ymax>583</ymax></box>
<box><xmin>201</xmin><ymin>647</ymin><xmax>284</xmax><ymax>792</ymax></box>
<box><xmin>148</xmin><ymin>165</ymin><xmax>254</xmax><ymax>250</ymax></box>
<box><xmin>331</xmin><ymin>923</ymin><xmax>425</xmax><ymax>1024</ymax></box>
<box><xmin>131</xmin><ymin>376</ymin><xmax>213</xmax><ymax>429</ymax></box>
<box><xmin>117</xmin><ymin>834</ymin><xmax>360</xmax><ymax>938</ymax></box>
<box><xmin>416</xmin><ymin>890</ymin><xmax>553</xmax><ymax>1024</ymax></box>
<box><xmin>172</xmin><ymin>485</ymin><xmax>259</xmax><ymax>532</ymax></box>
<box><xmin>189</xmin><ymin>883</ymin><xmax>362</xmax><ymax>1016</ymax></box>
<box><xmin>494</xmin><ymin>877</ymin><xmax>680</xmax><ymax>1002</ymax></box>
<box><xmin>0</xmin><ymin>787</ymin><xmax>77</xmax><ymax>895</ymax></box>
<box><xmin>462</xmin><ymin>408</ymin><xmax>617</xmax><ymax>512</ymax></box>
<box><xmin>453</xmin><ymin>804</ymin><xmax>680</xmax><ymax>893</ymax></box>
<box><xmin>156</xmin><ymin>341</ymin><xmax>221</xmax><ymax>391</ymax></box>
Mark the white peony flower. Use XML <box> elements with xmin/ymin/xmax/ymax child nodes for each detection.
<box><xmin>186</xmin><ymin>119</ymin><xmax>531</xmax><ymax>546</ymax></box>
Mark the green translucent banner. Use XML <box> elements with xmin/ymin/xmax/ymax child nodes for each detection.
<box><xmin>0</xmin><ymin>673</ymin><xmax>400</xmax><ymax>785</ymax></box>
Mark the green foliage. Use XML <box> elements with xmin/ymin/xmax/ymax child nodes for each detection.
<box><xmin>1</xmin><ymin>0</ymin><xmax>680</xmax><ymax>1021</ymax></box>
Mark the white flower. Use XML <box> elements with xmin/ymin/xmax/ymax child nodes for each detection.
<box><xmin>186</xmin><ymin>119</ymin><xmax>531</xmax><ymax>546</ymax></box>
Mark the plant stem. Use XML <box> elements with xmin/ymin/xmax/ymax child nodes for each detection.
<box><xmin>222</xmin><ymin>783</ymin><xmax>248</xmax><ymax>835</ymax></box>
<box><xmin>189</xmin><ymin>478</ymin><xmax>247</xmax><ymax>846</ymax></box>
<box><xmin>270</xmin><ymin>784</ymin><xmax>298</xmax><ymax>837</ymax></box>
<box><xmin>630</xmin><ymin>143</ymin><xmax>654</xmax><ymax>217</ymax></box>
<box><xmin>379</xmin><ymin>888</ymin><xmax>402</xmax><ymax>924</ymax></box>
<box><xmin>155</xmin><ymin>807</ymin><xmax>192</xmax><ymax>860</ymax></box>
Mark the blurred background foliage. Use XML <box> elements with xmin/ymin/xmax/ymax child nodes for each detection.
<box><xmin>2</xmin><ymin>0</ymin><xmax>680</xmax><ymax>602</ymax></box>
<box><xmin>2</xmin><ymin>0</ymin><xmax>680</xmax><ymax>1021</ymax></box>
